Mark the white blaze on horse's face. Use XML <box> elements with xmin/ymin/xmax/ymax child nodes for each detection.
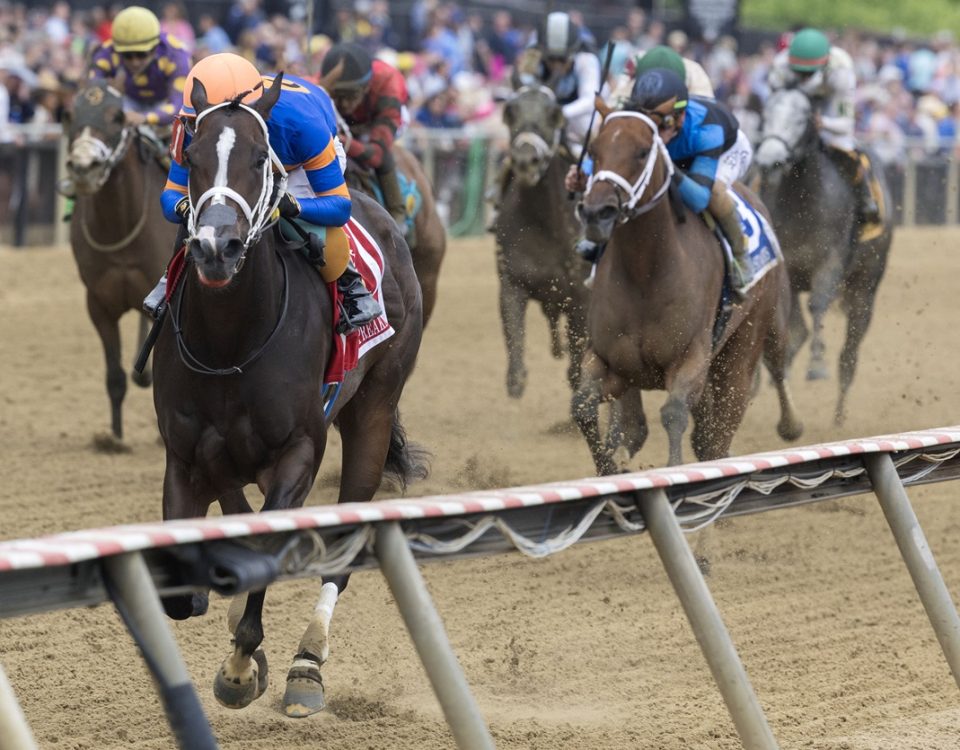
<box><xmin>756</xmin><ymin>90</ymin><xmax>811</xmax><ymax>169</ymax></box>
<box><xmin>213</xmin><ymin>126</ymin><xmax>237</xmax><ymax>206</ymax></box>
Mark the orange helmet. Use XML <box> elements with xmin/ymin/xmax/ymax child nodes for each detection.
<box><xmin>180</xmin><ymin>53</ymin><xmax>264</xmax><ymax>117</ymax></box>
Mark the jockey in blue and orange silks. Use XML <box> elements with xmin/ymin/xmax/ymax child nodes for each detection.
<box><xmin>146</xmin><ymin>52</ymin><xmax>381</xmax><ymax>333</ymax></box>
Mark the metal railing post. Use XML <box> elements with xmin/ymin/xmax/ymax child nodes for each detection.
<box><xmin>865</xmin><ymin>453</ymin><xmax>960</xmax><ymax>689</ymax></box>
<box><xmin>636</xmin><ymin>489</ymin><xmax>779</xmax><ymax>750</ymax></box>
<box><xmin>375</xmin><ymin>522</ymin><xmax>494</xmax><ymax>750</ymax></box>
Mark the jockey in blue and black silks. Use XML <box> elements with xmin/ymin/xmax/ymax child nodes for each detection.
<box><xmin>568</xmin><ymin>67</ymin><xmax>755</xmax><ymax>292</ymax></box>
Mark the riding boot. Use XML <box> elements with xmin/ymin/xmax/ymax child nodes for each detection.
<box><xmin>378</xmin><ymin>166</ymin><xmax>407</xmax><ymax>229</ymax></box>
<box><xmin>486</xmin><ymin>156</ymin><xmax>513</xmax><ymax>232</ymax></box>
<box><xmin>336</xmin><ymin>259</ymin><xmax>382</xmax><ymax>334</ymax></box>
<box><xmin>708</xmin><ymin>185</ymin><xmax>753</xmax><ymax>295</ymax></box>
<box><xmin>854</xmin><ymin>149</ymin><xmax>881</xmax><ymax>223</ymax></box>
<box><xmin>143</xmin><ymin>273</ymin><xmax>168</xmax><ymax>318</ymax></box>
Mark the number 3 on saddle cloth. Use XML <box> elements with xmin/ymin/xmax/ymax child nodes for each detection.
<box><xmin>161</xmin><ymin>217</ymin><xmax>394</xmax><ymax>419</ymax></box>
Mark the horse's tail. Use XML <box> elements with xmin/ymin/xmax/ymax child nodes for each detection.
<box><xmin>383</xmin><ymin>410</ymin><xmax>431</xmax><ymax>493</ymax></box>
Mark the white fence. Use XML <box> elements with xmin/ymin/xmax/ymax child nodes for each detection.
<box><xmin>2</xmin><ymin>426</ymin><xmax>960</xmax><ymax>749</ymax></box>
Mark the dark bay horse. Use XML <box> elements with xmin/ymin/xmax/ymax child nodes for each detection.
<box><xmin>342</xmin><ymin>143</ymin><xmax>447</xmax><ymax>327</ymax></box>
<box><xmin>152</xmin><ymin>75</ymin><xmax>425</xmax><ymax>717</ymax></box>
<box><xmin>494</xmin><ymin>84</ymin><xmax>588</xmax><ymax>399</ymax></box>
<box><xmin>574</xmin><ymin>104</ymin><xmax>803</xmax><ymax>471</ymax></box>
<box><xmin>65</xmin><ymin>80</ymin><xmax>173</xmax><ymax>442</ymax></box>
<box><xmin>754</xmin><ymin>88</ymin><xmax>893</xmax><ymax>424</ymax></box>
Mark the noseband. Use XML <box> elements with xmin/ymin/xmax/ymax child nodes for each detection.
<box><xmin>586</xmin><ymin>111</ymin><xmax>674</xmax><ymax>222</ymax></box>
<box><xmin>186</xmin><ymin>101</ymin><xmax>288</xmax><ymax>251</ymax></box>
<box><xmin>508</xmin><ymin>86</ymin><xmax>562</xmax><ymax>166</ymax></box>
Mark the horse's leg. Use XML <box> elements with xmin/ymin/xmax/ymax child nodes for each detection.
<box><xmin>661</xmin><ymin>353</ymin><xmax>710</xmax><ymax>466</ymax></box>
<box><xmin>86</xmin><ymin>292</ymin><xmax>126</xmax><ymax>440</ymax></box>
<box><xmin>499</xmin><ymin>277</ymin><xmax>529</xmax><ymax>398</ymax></box>
<box><xmin>215</xmin><ymin>438</ymin><xmax>320</xmax><ymax>710</ymax></box>
<box><xmin>218</xmin><ymin>488</ymin><xmax>254</xmax><ymax>515</ymax></box>
<box><xmin>835</xmin><ymin>282</ymin><xmax>878</xmax><ymax>426</ymax></box>
<box><xmin>130</xmin><ymin>313</ymin><xmax>153</xmax><ymax>388</ymax></box>
<box><xmin>607</xmin><ymin>387</ymin><xmax>648</xmax><ymax>471</ymax></box>
<box><xmin>543</xmin><ymin>302</ymin><xmax>564</xmax><ymax>359</ymax></box>
<box><xmin>806</xmin><ymin>252</ymin><xmax>845</xmax><ymax>381</ymax></box>
<box><xmin>282</xmin><ymin>396</ymin><xmax>395</xmax><ymax>717</ymax></box>
<box><xmin>763</xmin><ymin>290</ymin><xmax>805</xmax><ymax>442</ymax></box>
<box><xmin>572</xmin><ymin>351</ymin><xmax>617</xmax><ymax>475</ymax></box>
<box><xmin>785</xmin><ymin>287</ymin><xmax>808</xmax><ymax>370</ymax></box>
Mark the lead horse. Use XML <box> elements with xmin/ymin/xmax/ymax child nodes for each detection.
<box><xmin>65</xmin><ymin>80</ymin><xmax>174</xmax><ymax>442</ymax></box>
<box><xmin>574</xmin><ymin>103</ymin><xmax>803</xmax><ymax>471</ymax></box>
<box><xmin>754</xmin><ymin>88</ymin><xmax>893</xmax><ymax>424</ymax></box>
<box><xmin>152</xmin><ymin>74</ymin><xmax>425</xmax><ymax>716</ymax></box>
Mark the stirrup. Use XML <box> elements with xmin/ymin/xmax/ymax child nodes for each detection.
<box><xmin>143</xmin><ymin>275</ymin><xmax>168</xmax><ymax>318</ymax></box>
<box><xmin>336</xmin><ymin>294</ymin><xmax>381</xmax><ymax>334</ymax></box>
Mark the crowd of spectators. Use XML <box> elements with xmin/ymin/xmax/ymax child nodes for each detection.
<box><xmin>2</xmin><ymin>0</ymin><xmax>960</xmax><ymax>167</ymax></box>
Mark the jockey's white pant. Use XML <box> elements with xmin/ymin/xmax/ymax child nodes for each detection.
<box><xmin>715</xmin><ymin>129</ymin><xmax>754</xmax><ymax>186</ymax></box>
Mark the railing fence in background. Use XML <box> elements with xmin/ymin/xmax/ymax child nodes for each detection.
<box><xmin>1</xmin><ymin>428</ymin><xmax>960</xmax><ymax>749</ymax></box>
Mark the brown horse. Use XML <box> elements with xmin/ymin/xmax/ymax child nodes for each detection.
<box><xmin>151</xmin><ymin>75</ymin><xmax>426</xmax><ymax>716</ymax></box>
<box><xmin>342</xmin><ymin>143</ymin><xmax>446</xmax><ymax>327</ymax></box>
<box><xmin>65</xmin><ymin>80</ymin><xmax>174</xmax><ymax>442</ymax></box>
<box><xmin>494</xmin><ymin>84</ymin><xmax>588</xmax><ymax>399</ymax></box>
<box><xmin>574</xmin><ymin>104</ymin><xmax>804</xmax><ymax>471</ymax></box>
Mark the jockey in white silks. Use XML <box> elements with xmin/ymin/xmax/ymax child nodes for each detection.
<box><xmin>766</xmin><ymin>28</ymin><xmax>881</xmax><ymax>223</ymax></box>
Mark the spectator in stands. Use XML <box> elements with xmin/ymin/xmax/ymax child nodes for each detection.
<box><xmin>486</xmin><ymin>11</ymin><xmax>522</xmax><ymax>80</ymax></box>
<box><xmin>160</xmin><ymin>2</ymin><xmax>195</xmax><ymax>54</ymax></box>
<box><xmin>414</xmin><ymin>77</ymin><xmax>462</xmax><ymax>129</ymax></box>
<box><xmin>224</xmin><ymin>0</ymin><xmax>264</xmax><ymax>45</ymax></box>
<box><xmin>197</xmin><ymin>13</ymin><xmax>231</xmax><ymax>55</ymax></box>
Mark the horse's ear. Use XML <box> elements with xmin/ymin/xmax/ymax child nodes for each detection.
<box><xmin>316</xmin><ymin>59</ymin><xmax>344</xmax><ymax>94</ymax></box>
<box><xmin>191</xmin><ymin>78</ymin><xmax>210</xmax><ymax>116</ymax></box>
<box><xmin>595</xmin><ymin>96</ymin><xmax>612</xmax><ymax>120</ymax></box>
<box><xmin>254</xmin><ymin>73</ymin><xmax>282</xmax><ymax>119</ymax></box>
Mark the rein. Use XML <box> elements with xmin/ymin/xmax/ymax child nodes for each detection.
<box><xmin>186</xmin><ymin>100</ymin><xmax>287</xmax><ymax>252</ymax></box>
<box><xmin>586</xmin><ymin>111</ymin><xmax>674</xmax><ymax>222</ymax></box>
<box><xmin>169</xmin><ymin>245</ymin><xmax>291</xmax><ymax>376</ymax></box>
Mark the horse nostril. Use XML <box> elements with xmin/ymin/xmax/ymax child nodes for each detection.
<box><xmin>218</xmin><ymin>237</ymin><xmax>245</xmax><ymax>261</ymax></box>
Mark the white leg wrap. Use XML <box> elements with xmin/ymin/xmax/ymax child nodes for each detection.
<box><xmin>296</xmin><ymin>582</ymin><xmax>339</xmax><ymax>663</ymax></box>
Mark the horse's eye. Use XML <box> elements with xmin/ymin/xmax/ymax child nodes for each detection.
<box><xmin>255</xmin><ymin>153</ymin><xmax>268</xmax><ymax>168</ymax></box>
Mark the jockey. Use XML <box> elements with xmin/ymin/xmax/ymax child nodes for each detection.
<box><xmin>60</xmin><ymin>6</ymin><xmax>190</xmax><ymax>220</ymax></box>
<box><xmin>514</xmin><ymin>11</ymin><xmax>602</xmax><ymax>159</ymax></box>
<box><xmin>319</xmin><ymin>43</ymin><xmax>409</xmax><ymax>228</ymax></box>
<box><xmin>147</xmin><ymin>53</ymin><xmax>381</xmax><ymax>334</ymax></box>
<box><xmin>488</xmin><ymin>11</ymin><xmax>602</xmax><ymax>229</ymax></box>
<box><xmin>767</xmin><ymin>28</ymin><xmax>881</xmax><ymax>223</ymax></box>
<box><xmin>610</xmin><ymin>45</ymin><xmax>715</xmax><ymax>106</ymax></box>
<box><xmin>567</xmin><ymin>68</ymin><xmax>755</xmax><ymax>292</ymax></box>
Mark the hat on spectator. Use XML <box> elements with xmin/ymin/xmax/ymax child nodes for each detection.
<box><xmin>34</xmin><ymin>70</ymin><xmax>62</xmax><ymax>94</ymax></box>
<box><xmin>396</xmin><ymin>52</ymin><xmax>417</xmax><ymax>72</ymax></box>
<box><xmin>917</xmin><ymin>94</ymin><xmax>948</xmax><ymax>121</ymax></box>
<box><xmin>0</xmin><ymin>55</ymin><xmax>38</xmax><ymax>87</ymax></box>
<box><xmin>111</xmin><ymin>6</ymin><xmax>161</xmax><ymax>53</ymax></box>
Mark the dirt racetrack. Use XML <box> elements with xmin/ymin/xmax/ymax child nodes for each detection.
<box><xmin>1</xmin><ymin>227</ymin><xmax>959</xmax><ymax>749</ymax></box>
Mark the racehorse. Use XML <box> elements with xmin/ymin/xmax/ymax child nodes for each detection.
<box><xmin>493</xmin><ymin>84</ymin><xmax>588</xmax><ymax>399</ymax></box>
<box><xmin>754</xmin><ymin>88</ymin><xmax>893</xmax><ymax>424</ymax></box>
<box><xmin>151</xmin><ymin>74</ymin><xmax>425</xmax><ymax>717</ymax></box>
<box><xmin>65</xmin><ymin>80</ymin><xmax>173</xmax><ymax>442</ymax></box>
<box><xmin>574</xmin><ymin>103</ymin><xmax>804</xmax><ymax>472</ymax></box>
<box><xmin>342</xmin><ymin>143</ymin><xmax>447</xmax><ymax>327</ymax></box>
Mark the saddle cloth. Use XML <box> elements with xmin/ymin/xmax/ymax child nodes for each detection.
<box><xmin>716</xmin><ymin>189</ymin><xmax>782</xmax><ymax>296</ymax></box>
<box><xmin>323</xmin><ymin>217</ymin><xmax>395</xmax><ymax>388</ymax></box>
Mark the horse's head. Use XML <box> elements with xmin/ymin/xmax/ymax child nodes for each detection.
<box><xmin>502</xmin><ymin>85</ymin><xmax>565</xmax><ymax>187</ymax></box>
<box><xmin>182</xmin><ymin>74</ymin><xmax>284</xmax><ymax>288</ymax></box>
<box><xmin>64</xmin><ymin>80</ymin><xmax>133</xmax><ymax>194</ymax></box>
<box><xmin>754</xmin><ymin>88</ymin><xmax>816</xmax><ymax>188</ymax></box>
<box><xmin>578</xmin><ymin>102</ymin><xmax>674</xmax><ymax>243</ymax></box>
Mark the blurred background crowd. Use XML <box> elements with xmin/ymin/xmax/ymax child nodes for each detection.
<box><xmin>1</xmin><ymin>0</ymin><xmax>960</xmax><ymax>166</ymax></box>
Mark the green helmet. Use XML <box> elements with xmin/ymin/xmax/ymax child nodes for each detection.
<box><xmin>634</xmin><ymin>46</ymin><xmax>686</xmax><ymax>82</ymax></box>
<box><xmin>788</xmin><ymin>29</ymin><xmax>830</xmax><ymax>73</ymax></box>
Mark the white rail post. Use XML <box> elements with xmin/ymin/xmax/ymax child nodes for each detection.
<box><xmin>865</xmin><ymin>453</ymin><xmax>960</xmax><ymax>689</ymax></box>
<box><xmin>374</xmin><ymin>521</ymin><xmax>495</xmax><ymax>750</ymax></box>
<box><xmin>0</xmin><ymin>662</ymin><xmax>38</xmax><ymax>750</ymax></box>
<box><xmin>101</xmin><ymin>552</ymin><xmax>219</xmax><ymax>750</ymax></box>
<box><xmin>636</xmin><ymin>488</ymin><xmax>779</xmax><ymax>750</ymax></box>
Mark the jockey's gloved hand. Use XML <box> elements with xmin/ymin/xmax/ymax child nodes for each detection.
<box><xmin>174</xmin><ymin>196</ymin><xmax>191</xmax><ymax>223</ymax></box>
<box><xmin>278</xmin><ymin>192</ymin><xmax>301</xmax><ymax>218</ymax></box>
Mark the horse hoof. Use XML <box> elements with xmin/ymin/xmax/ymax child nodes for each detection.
<box><xmin>282</xmin><ymin>657</ymin><xmax>325</xmax><ymax>718</ymax></box>
<box><xmin>777</xmin><ymin>419</ymin><xmax>804</xmax><ymax>442</ymax></box>
<box><xmin>806</xmin><ymin>366</ymin><xmax>829</xmax><ymax>381</ymax></box>
<box><xmin>506</xmin><ymin>371</ymin><xmax>527</xmax><ymax>399</ymax></box>
<box><xmin>214</xmin><ymin>649</ymin><xmax>267</xmax><ymax>709</ymax></box>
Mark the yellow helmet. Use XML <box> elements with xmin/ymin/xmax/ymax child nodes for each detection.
<box><xmin>111</xmin><ymin>6</ymin><xmax>161</xmax><ymax>53</ymax></box>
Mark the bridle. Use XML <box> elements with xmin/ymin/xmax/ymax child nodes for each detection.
<box><xmin>508</xmin><ymin>85</ymin><xmax>563</xmax><ymax>166</ymax></box>
<box><xmin>186</xmin><ymin>100</ymin><xmax>288</xmax><ymax>252</ymax></box>
<box><xmin>584</xmin><ymin>110</ymin><xmax>674</xmax><ymax>223</ymax></box>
